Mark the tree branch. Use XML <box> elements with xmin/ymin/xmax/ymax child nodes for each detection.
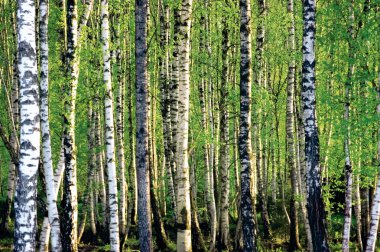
<box><xmin>0</xmin><ymin>122</ymin><xmax>18</xmax><ymax>166</ymax></box>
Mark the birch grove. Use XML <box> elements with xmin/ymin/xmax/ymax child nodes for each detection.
<box><xmin>0</xmin><ymin>0</ymin><xmax>379</xmax><ymax>251</ymax></box>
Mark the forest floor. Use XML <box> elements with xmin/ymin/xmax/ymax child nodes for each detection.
<box><xmin>1</xmin><ymin>207</ymin><xmax>379</xmax><ymax>251</ymax></box>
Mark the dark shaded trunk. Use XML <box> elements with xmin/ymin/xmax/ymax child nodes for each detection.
<box><xmin>301</xmin><ymin>1</ymin><xmax>330</xmax><ymax>251</ymax></box>
<box><xmin>150</xmin><ymin>179</ymin><xmax>170</xmax><ymax>250</ymax></box>
<box><xmin>239</xmin><ymin>0</ymin><xmax>257</xmax><ymax>250</ymax></box>
<box><xmin>60</xmin><ymin>0</ymin><xmax>79</xmax><ymax>250</ymax></box>
<box><xmin>361</xmin><ymin>188</ymin><xmax>370</xmax><ymax>249</ymax></box>
<box><xmin>135</xmin><ymin>0</ymin><xmax>153</xmax><ymax>250</ymax></box>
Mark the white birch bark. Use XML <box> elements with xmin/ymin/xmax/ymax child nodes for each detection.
<box><xmin>61</xmin><ymin>0</ymin><xmax>93</xmax><ymax>249</ymax></box>
<box><xmin>302</xmin><ymin>1</ymin><xmax>329</xmax><ymax>251</ymax></box>
<box><xmin>219</xmin><ymin>13</ymin><xmax>230</xmax><ymax>249</ymax></box>
<box><xmin>94</xmin><ymin>105</ymin><xmax>108</xmax><ymax>227</ymax></box>
<box><xmin>38</xmin><ymin>140</ymin><xmax>65</xmax><ymax>251</ymax></box>
<box><xmin>364</xmin><ymin>70</ymin><xmax>380</xmax><ymax>252</ymax></box>
<box><xmin>176</xmin><ymin>0</ymin><xmax>193</xmax><ymax>249</ymax></box>
<box><xmin>287</xmin><ymin>0</ymin><xmax>300</xmax><ymax>249</ymax></box>
<box><xmin>61</xmin><ymin>0</ymin><xmax>79</xmax><ymax>249</ymax></box>
<box><xmin>342</xmin><ymin>4</ymin><xmax>354</xmax><ymax>251</ymax></box>
<box><xmin>39</xmin><ymin>0</ymin><xmax>62</xmax><ymax>250</ymax></box>
<box><xmin>101</xmin><ymin>0</ymin><xmax>120</xmax><ymax>249</ymax></box>
<box><xmin>159</xmin><ymin>1</ymin><xmax>176</xmax><ymax>217</ymax></box>
<box><xmin>115</xmin><ymin>38</ymin><xmax>127</xmax><ymax>238</ymax></box>
<box><xmin>14</xmin><ymin>0</ymin><xmax>40</xmax><ymax>250</ymax></box>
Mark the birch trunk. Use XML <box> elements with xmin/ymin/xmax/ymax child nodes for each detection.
<box><xmin>149</xmin><ymin>139</ymin><xmax>170</xmax><ymax>250</ymax></box>
<box><xmin>176</xmin><ymin>0</ymin><xmax>193</xmax><ymax>249</ymax></box>
<box><xmin>364</xmin><ymin>70</ymin><xmax>380</xmax><ymax>252</ymax></box>
<box><xmin>342</xmin><ymin>4</ymin><xmax>354</xmax><ymax>251</ymax></box>
<box><xmin>190</xmin><ymin>157</ymin><xmax>207</xmax><ymax>252</ymax></box>
<box><xmin>39</xmin><ymin>0</ymin><xmax>62</xmax><ymax>249</ymax></box>
<box><xmin>354</xmin><ymin>167</ymin><xmax>363</xmax><ymax>250</ymax></box>
<box><xmin>115</xmin><ymin>36</ymin><xmax>127</xmax><ymax>238</ymax></box>
<box><xmin>170</xmin><ymin>9</ymin><xmax>180</xmax><ymax>192</ymax></box>
<box><xmin>60</xmin><ymin>0</ymin><xmax>93</xmax><ymax>248</ymax></box>
<box><xmin>94</xmin><ymin>102</ymin><xmax>108</xmax><ymax>228</ymax></box>
<box><xmin>61</xmin><ymin>0</ymin><xmax>79</xmax><ymax>249</ymax></box>
<box><xmin>1</xmin><ymin>51</ymin><xmax>18</xmax><ymax>236</ymax></box>
<box><xmin>219</xmin><ymin>13</ymin><xmax>230</xmax><ymax>250</ymax></box>
<box><xmin>101</xmin><ymin>0</ymin><xmax>120</xmax><ymax>249</ymax></box>
<box><xmin>78</xmin><ymin>108</ymin><xmax>97</xmax><ymax>243</ymax></box>
<box><xmin>287</xmin><ymin>0</ymin><xmax>301</xmax><ymax>249</ymax></box>
<box><xmin>14</xmin><ymin>0</ymin><xmax>40</xmax><ymax>250</ymax></box>
<box><xmin>1</xmin><ymin>10</ymin><xmax>19</xmax><ymax>234</ymax></box>
<box><xmin>362</xmin><ymin>188</ymin><xmax>370</xmax><ymax>249</ymax></box>
<box><xmin>302</xmin><ymin>1</ymin><xmax>329</xmax><ymax>251</ymax></box>
<box><xmin>239</xmin><ymin>0</ymin><xmax>257</xmax><ymax>250</ymax></box>
<box><xmin>198</xmin><ymin>3</ymin><xmax>217</xmax><ymax>248</ymax></box>
<box><xmin>295</xmin><ymin>90</ymin><xmax>313</xmax><ymax>251</ymax></box>
<box><xmin>126</xmin><ymin>48</ymin><xmax>138</xmax><ymax>231</ymax></box>
<box><xmin>135</xmin><ymin>0</ymin><xmax>153</xmax><ymax>250</ymax></box>
<box><xmin>38</xmin><ymin>140</ymin><xmax>65</xmax><ymax>251</ymax></box>
<box><xmin>159</xmin><ymin>1</ymin><xmax>176</xmax><ymax>217</ymax></box>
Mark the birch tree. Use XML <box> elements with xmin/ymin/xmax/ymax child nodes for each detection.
<box><xmin>286</xmin><ymin>0</ymin><xmax>301</xmax><ymax>249</ymax></box>
<box><xmin>364</xmin><ymin>69</ymin><xmax>380</xmax><ymax>252</ymax></box>
<box><xmin>302</xmin><ymin>0</ymin><xmax>329</xmax><ymax>251</ymax></box>
<box><xmin>135</xmin><ymin>0</ymin><xmax>153</xmax><ymax>250</ymax></box>
<box><xmin>342</xmin><ymin>3</ymin><xmax>355</xmax><ymax>251</ymax></box>
<box><xmin>176</xmin><ymin>0</ymin><xmax>193</xmax><ymax>249</ymax></box>
<box><xmin>101</xmin><ymin>0</ymin><xmax>120</xmax><ymax>249</ymax></box>
<box><xmin>39</xmin><ymin>0</ymin><xmax>62</xmax><ymax>250</ymax></box>
<box><xmin>61</xmin><ymin>0</ymin><xmax>79</xmax><ymax>249</ymax></box>
<box><xmin>159</xmin><ymin>0</ymin><xmax>176</xmax><ymax>217</ymax></box>
<box><xmin>14</xmin><ymin>0</ymin><xmax>40</xmax><ymax>250</ymax></box>
<box><xmin>219</xmin><ymin>5</ymin><xmax>230</xmax><ymax>249</ymax></box>
<box><xmin>239</xmin><ymin>0</ymin><xmax>257</xmax><ymax>250</ymax></box>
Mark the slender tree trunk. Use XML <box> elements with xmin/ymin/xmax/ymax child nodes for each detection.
<box><xmin>253</xmin><ymin>0</ymin><xmax>271</xmax><ymax>239</ymax></box>
<box><xmin>59</xmin><ymin>0</ymin><xmax>94</xmax><ymax>247</ymax></box>
<box><xmin>218</xmin><ymin>12</ymin><xmax>230</xmax><ymax>250</ymax></box>
<box><xmin>94</xmin><ymin>102</ymin><xmax>108</xmax><ymax>228</ymax></box>
<box><xmin>126</xmin><ymin>45</ymin><xmax>138</xmax><ymax>233</ymax></box>
<box><xmin>135</xmin><ymin>0</ymin><xmax>153</xmax><ymax>250</ymax></box>
<box><xmin>302</xmin><ymin>1</ymin><xmax>329</xmax><ymax>251</ymax></box>
<box><xmin>364</xmin><ymin>70</ymin><xmax>380</xmax><ymax>252</ymax></box>
<box><xmin>149</xmin><ymin>144</ymin><xmax>170</xmax><ymax>250</ymax></box>
<box><xmin>190</xmin><ymin>157</ymin><xmax>208</xmax><ymax>252</ymax></box>
<box><xmin>14</xmin><ymin>0</ymin><xmax>40</xmax><ymax>250</ymax></box>
<box><xmin>115</xmin><ymin>35</ymin><xmax>127</xmax><ymax>239</ymax></box>
<box><xmin>123</xmin><ymin>29</ymin><xmax>137</xmax><ymax>242</ymax></box>
<box><xmin>287</xmin><ymin>0</ymin><xmax>301</xmax><ymax>250</ymax></box>
<box><xmin>354</xmin><ymin>161</ymin><xmax>363</xmax><ymax>251</ymax></box>
<box><xmin>39</xmin><ymin>0</ymin><xmax>62</xmax><ymax>249</ymax></box>
<box><xmin>159</xmin><ymin>0</ymin><xmax>176</xmax><ymax>218</ymax></box>
<box><xmin>361</xmin><ymin>187</ymin><xmax>370</xmax><ymax>249</ymax></box>
<box><xmin>78</xmin><ymin>107</ymin><xmax>97</xmax><ymax>243</ymax></box>
<box><xmin>61</xmin><ymin>0</ymin><xmax>79</xmax><ymax>249</ymax></box>
<box><xmin>38</xmin><ymin>140</ymin><xmax>65</xmax><ymax>251</ymax></box>
<box><xmin>1</xmin><ymin>6</ymin><xmax>18</xmax><ymax>234</ymax></box>
<box><xmin>295</xmin><ymin>88</ymin><xmax>313</xmax><ymax>251</ymax></box>
<box><xmin>342</xmin><ymin>4</ymin><xmax>355</xmax><ymax>251</ymax></box>
<box><xmin>1</xmin><ymin>46</ymin><xmax>18</xmax><ymax>237</ymax></box>
<box><xmin>239</xmin><ymin>0</ymin><xmax>257</xmax><ymax>250</ymax></box>
<box><xmin>101</xmin><ymin>0</ymin><xmax>120</xmax><ymax>249</ymax></box>
<box><xmin>175</xmin><ymin>0</ymin><xmax>193</xmax><ymax>250</ymax></box>
<box><xmin>198</xmin><ymin>4</ymin><xmax>217</xmax><ymax>248</ymax></box>
<box><xmin>170</xmin><ymin>8</ymin><xmax>180</xmax><ymax>195</ymax></box>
